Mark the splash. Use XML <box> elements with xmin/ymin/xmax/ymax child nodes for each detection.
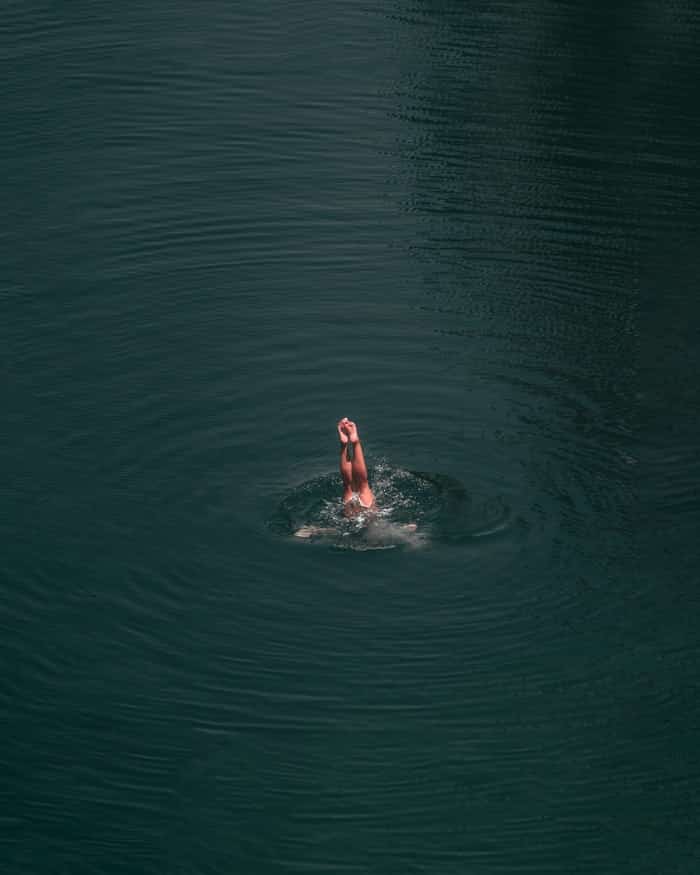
<box><xmin>268</xmin><ymin>463</ymin><xmax>510</xmax><ymax>550</ymax></box>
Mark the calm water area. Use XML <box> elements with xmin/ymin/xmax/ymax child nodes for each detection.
<box><xmin>3</xmin><ymin>2</ymin><xmax>700</xmax><ymax>872</ymax></box>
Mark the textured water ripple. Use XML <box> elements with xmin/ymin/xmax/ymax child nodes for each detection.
<box><xmin>3</xmin><ymin>1</ymin><xmax>700</xmax><ymax>873</ymax></box>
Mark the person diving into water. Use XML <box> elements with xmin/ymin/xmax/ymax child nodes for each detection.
<box><xmin>294</xmin><ymin>418</ymin><xmax>418</xmax><ymax>541</ymax></box>
<box><xmin>338</xmin><ymin>416</ymin><xmax>376</xmax><ymax>514</ymax></box>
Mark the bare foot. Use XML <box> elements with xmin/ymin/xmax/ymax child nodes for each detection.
<box><xmin>337</xmin><ymin>418</ymin><xmax>350</xmax><ymax>445</ymax></box>
<box><xmin>344</xmin><ymin>419</ymin><xmax>359</xmax><ymax>444</ymax></box>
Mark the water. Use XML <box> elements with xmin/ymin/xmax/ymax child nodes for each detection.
<box><xmin>2</xmin><ymin>2</ymin><xmax>699</xmax><ymax>872</ymax></box>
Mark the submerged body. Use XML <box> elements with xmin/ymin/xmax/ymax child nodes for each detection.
<box><xmin>294</xmin><ymin>417</ymin><xmax>373</xmax><ymax>538</ymax></box>
<box><xmin>294</xmin><ymin>419</ymin><xmax>418</xmax><ymax>543</ymax></box>
<box><xmin>338</xmin><ymin>417</ymin><xmax>375</xmax><ymax>512</ymax></box>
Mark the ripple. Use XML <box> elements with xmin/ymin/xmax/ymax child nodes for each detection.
<box><xmin>3</xmin><ymin>0</ymin><xmax>699</xmax><ymax>872</ymax></box>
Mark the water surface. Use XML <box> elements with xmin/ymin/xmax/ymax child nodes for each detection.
<box><xmin>3</xmin><ymin>2</ymin><xmax>700</xmax><ymax>873</ymax></box>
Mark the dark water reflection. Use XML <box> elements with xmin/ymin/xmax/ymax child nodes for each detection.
<box><xmin>3</xmin><ymin>1</ymin><xmax>700</xmax><ymax>873</ymax></box>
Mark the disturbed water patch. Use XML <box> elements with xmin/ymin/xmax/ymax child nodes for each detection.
<box><xmin>268</xmin><ymin>463</ymin><xmax>510</xmax><ymax>550</ymax></box>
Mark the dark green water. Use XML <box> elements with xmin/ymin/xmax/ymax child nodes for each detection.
<box><xmin>3</xmin><ymin>2</ymin><xmax>700</xmax><ymax>872</ymax></box>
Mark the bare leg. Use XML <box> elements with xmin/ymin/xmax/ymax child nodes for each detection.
<box><xmin>294</xmin><ymin>420</ymin><xmax>420</xmax><ymax>543</ymax></box>
<box><xmin>294</xmin><ymin>419</ymin><xmax>354</xmax><ymax>538</ymax></box>
<box><xmin>343</xmin><ymin>419</ymin><xmax>375</xmax><ymax>508</ymax></box>
<box><xmin>337</xmin><ymin>418</ymin><xmax>354</xmax><ymax>504</ymax></box>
